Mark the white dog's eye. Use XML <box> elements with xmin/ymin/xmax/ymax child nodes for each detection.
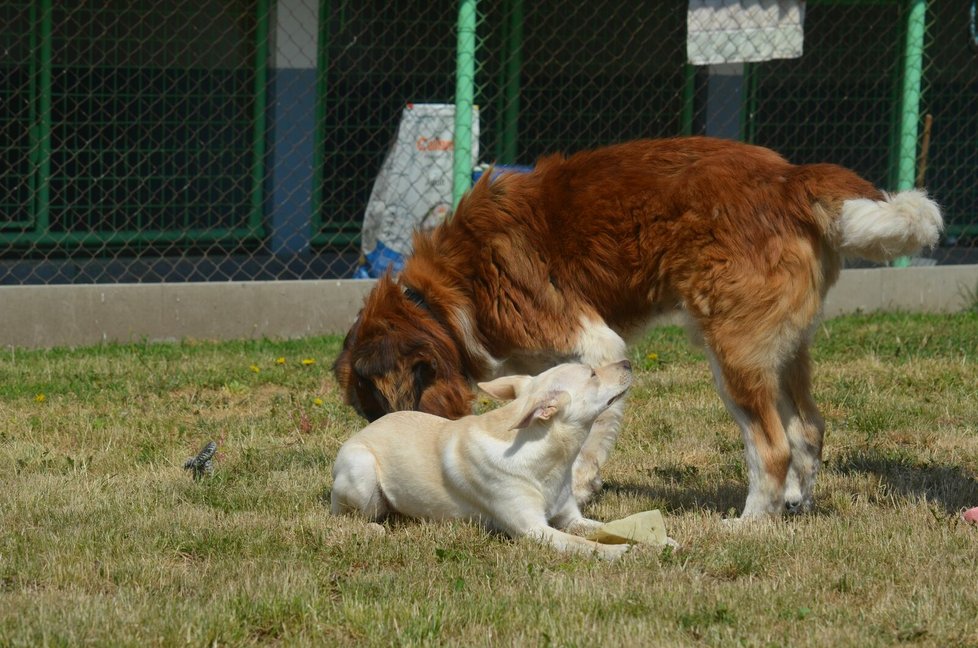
<box><xmin>590</xmin><ymin>369</ymin><xmax>597</xmax><ymax>378</ymax></box>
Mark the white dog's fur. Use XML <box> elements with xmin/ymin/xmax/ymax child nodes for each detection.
<box><xmin>330</xmin><ymin>361</ymin><xmax>639</xmax><ymax>560</ymax></box>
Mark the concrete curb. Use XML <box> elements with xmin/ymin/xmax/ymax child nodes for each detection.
<box><xmin>2</xmin><ymin>265</ymin><xmax>976</xmax><ymax>349</ymax></box>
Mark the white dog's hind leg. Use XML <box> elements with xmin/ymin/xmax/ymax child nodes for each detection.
<box><xmin>330</xmin><ymin>443</ymin><xmax>389</xmax><ymax>520</ymax></box>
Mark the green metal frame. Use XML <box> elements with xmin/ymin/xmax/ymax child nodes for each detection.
<box><xmin>735</xmin><ymin>1</ymin><xmax>925</xmax><ymax>188</ymax></box>
<box><xmin>1</xmin><ymin>0</ymin><xmax>268</xmax><ymax>247</ymax></box>
<box><xmin>309</xmin><ymin>0</ymin><xmax>330</xmax><ymax>246</ymax></box>
<box><xmin>741</xmin><ymin>62</ymin><xmax>758</xmax><ymax>143</ymax></box>
<box><xmin>35</xmin><ymin>0</ymin><xmax>52</xmax><ymax>235</ymax></box>
<box><xmin>310</xmin><ymin>0</ymin><xmax>360</xmax><ymax>247</ymax></box>
<box><xmin>1</xmin><ymin>1</ymin><xmax>39</xmax><ymax>230</ymax></box>
<box><xmin>495</xmin><ymin>0</ymin><xmax>523</xmax><ymax>164</ymax></box>
<box><xmin>737</xmin><ymin>0</ymin><xmax>927</xmax><ymax>265</ymax></box>
<box><xmin>250</xmin><ymin>0</ymin><xmax>269</xmax><ymax>240</ymax></box>
<box><xmin>892</xmin><ymin>0</ymin><xmax>927</xmax><ymax>267</ymax></box>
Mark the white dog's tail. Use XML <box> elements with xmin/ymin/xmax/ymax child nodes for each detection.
<box><xmin>835</xmin><ymin>189</ymin><xmax>943</xmax><ymax>262</ymax></box>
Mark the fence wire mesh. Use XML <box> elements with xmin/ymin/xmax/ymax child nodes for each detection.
<box><xmin>1</xmin><ymin>1</ymin><xmax>976</xmax><ymax>285</ymax></box>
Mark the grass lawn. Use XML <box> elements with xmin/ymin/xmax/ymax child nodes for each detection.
<box><xmin>1</xmin><ymin>312</ymin><xmax>977</xmax><ymax>646</ymax></box>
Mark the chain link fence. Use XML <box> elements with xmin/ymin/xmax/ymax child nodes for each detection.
<box><xmin>2</xmin><ymin>1</ymin><xmax>976</xmax><ymax>285</ymax></box>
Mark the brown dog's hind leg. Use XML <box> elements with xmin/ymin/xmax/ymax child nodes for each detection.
<box><xmin>779</xmin><ymin>344</ymin><xmax>825</xmax><ymax>514</ymax></box>
<box><xmin>705</xmin><ymin>343</ymin><xmax>792</xmax><ymax>519</ymax></box>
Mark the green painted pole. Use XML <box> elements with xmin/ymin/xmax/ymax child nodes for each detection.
<box><xmin>250</xmin><ymin>0</ymin><xmax>269</xmax><ymax>233</ymax></box>
<box><xmin>27</xmin><ymin>0</ymin><xmax>38</xmax><ymax>219</ymax></box>
<box><xmin>893</xmin><ymin>0</ymin><xmax>926</xmax><ymax>268</ymax></box>
<box><xmin>36</xmin><ymin>0</ymin><xmax>53</xmax><ymax>233</ymax></box>
<box><xmin>453</xmin><ymin>0</ymin><xmax>476</xmax><ymax>208</ymax></box>
<box><xmin>500</xmin><ymin>0</ymin><xmax>522</xmax><ymax>165</ymax></box>
<box><xmin>0</xmin><ymin>228</ymin><xmax>263</xmax><ymax>247</ymax></box>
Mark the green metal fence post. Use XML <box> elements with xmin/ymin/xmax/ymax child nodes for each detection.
<box><xmin>35</xmin><ymin>0</ymin><xmax>53</xmax><ymax>234</ymax></box>
<box><xmin>311</xmin><ymin>0</ymin><xmax>331</xmax><ymax>242</ymax></box>
<box><xmin>893</xmin><ymin>0</ymin><xmax>927</xmax><ymax>268</ymax></box>
<box><xmin>500</xmin><ymin>0</ymin><xmax>522</xmax><ymax>165</ymax></box>
<box><xmin>26</xmin><ymin>0</ymin><xmax>38</xmax><ymax>225</ymax></box>
<box><xmin>251</xmin><ymin>0</ymin><xmax>270</xmax><ymax>235</ymax></box>
<box><xmin>453</xmin><ymin>0</ymin><xmax>476</xmax><ymax>208</ymax></box>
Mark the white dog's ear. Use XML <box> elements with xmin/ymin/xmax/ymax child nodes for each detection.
<box><xmin>478</xmin><ymin>375</ymin><xmax>532</xmax><ymax>401</ymax></box>
<box><xmin>514</xmin><ymin>390</ymin><xmax>571</xmax><ymax>429</ymax></box>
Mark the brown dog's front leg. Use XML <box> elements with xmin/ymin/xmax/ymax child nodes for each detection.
<box><xmin>571</xmin><ymin>398</ymin><xmax>626</xmax><ymax>504</ymax></box>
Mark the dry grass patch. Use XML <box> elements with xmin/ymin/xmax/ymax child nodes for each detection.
<box><xmin>1</xmin><ymin>313</ymin><xmax>977</xmax><ymax>646</ymax></box>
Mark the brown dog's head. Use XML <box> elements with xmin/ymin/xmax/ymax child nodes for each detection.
<box><xmin>332</xmin><ymin>274</ymin><xmax>475</xmax><ymax>421</ymax></box>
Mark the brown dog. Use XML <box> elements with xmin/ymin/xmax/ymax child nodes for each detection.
<box><xmin>333</xmin><ymin>136</ymin><xmax>942</xmax><ymax>519</ymax></box>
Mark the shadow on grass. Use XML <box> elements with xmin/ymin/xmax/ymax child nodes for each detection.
<box><xmin>829</xmin><ymin>450</ymin><xmax>978</xmax><ymax>515</ymax></box>
<box><xmin>605</xmin><ymin>450</ymin><xmax>978</xmax><ymax>517</ymax></box>
<box><xmin>601</xmin><ymin>480</ymin><xmax>747</xmax><ymax>516</ymax></box>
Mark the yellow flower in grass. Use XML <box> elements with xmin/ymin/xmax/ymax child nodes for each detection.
<box><xmin>35</xmin><ymin>393</ymin><xmax>46</xmax><ymax>403</ymax></box>
<box><xmin>313</xmin><ymin>397</ymin><xmax>324</xmax><ymax>407</ymax></box>
<box><xmin>301</xmin><ymin>358</ymin><xmax>316</xmax><ymax>366</ymax></box>
<box><xmin>275</xmin><ymin>357</ymin><xmax>286</xmax><ymax>365</ymax></box>
<box><xmin>646</xmin><ymin>352</ymin><xmax>659</xmax><ymax>362</ymax></box>
<box><xmin>249</xmin><ymin>364</ymin><xmax>261</xmax><ymax>373</ymax></box>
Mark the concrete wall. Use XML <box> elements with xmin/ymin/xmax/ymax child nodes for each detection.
<box><xmin>2</xmin><ymin>265</ymin><xmax>976</xmax><ymax>349</ymax></box>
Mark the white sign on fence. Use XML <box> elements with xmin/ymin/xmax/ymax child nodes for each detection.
<box><xmin>687</xmin><ymin>0</ymin><xmax>805</xmax><ymax>65</ymax></box>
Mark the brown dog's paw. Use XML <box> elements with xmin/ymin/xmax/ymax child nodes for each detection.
<box><xmin>572</xmin><ymin>473</ymin><xmax>603</xmax><ymax>506</ymax></box>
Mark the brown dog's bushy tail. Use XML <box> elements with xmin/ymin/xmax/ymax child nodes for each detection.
<box><xmin>834</xmin><ymin>189</ymin><xmax>943</xmax><ymax>262</ymax></box>
<box><xmin>795</xmin><ymin>163</ymin><xmax>943</xmax><ymax>262</ymax></box>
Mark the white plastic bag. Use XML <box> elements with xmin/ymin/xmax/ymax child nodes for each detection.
<box><xmin>356</xmin><ymin>103</ymin><xmax>479</xmax><ymax>278</ymax></box>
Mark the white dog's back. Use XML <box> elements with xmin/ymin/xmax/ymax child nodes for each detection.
<box><xmin>331</xmin><ymin>411</ymin><xmax>462</xmax><ymax>520</ymax></box>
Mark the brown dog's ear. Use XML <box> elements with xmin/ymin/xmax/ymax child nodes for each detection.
<box><xmin>514</xmin><ymin>390</ymin><xmax>571</xmax><ymax>429</ymax></box>
<box><xmin>332</xmin><ymin>313</ymin><xmax>362</xmax><ymax>391</ymax></box>
<box><xmin>478</xmin><ymin>375</ymin><xmax>532</xmax><ymax>401</ymax></box>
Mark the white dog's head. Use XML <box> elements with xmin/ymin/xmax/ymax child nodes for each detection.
<box><xmin>478</xmin><ymin>361</ymin><xmax>633</xmax><ymax>431</ymax></box>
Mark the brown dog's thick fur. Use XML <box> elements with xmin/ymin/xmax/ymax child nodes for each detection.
<box><xmin>334</xmin><ymin>136</ymin><xmax>942</xmax><ymax>518</ymax></box>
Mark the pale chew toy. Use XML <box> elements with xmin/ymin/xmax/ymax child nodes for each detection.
<box><xmin>587</xmin><ymin>510</ymin><xmax>670</xmax><ymax>546</ymax></box>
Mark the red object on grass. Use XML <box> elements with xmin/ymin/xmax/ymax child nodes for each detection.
<box><xmin>963</xmin><ymin>507</ymin><xmax>978</xmax><ymax>524</ymax></box>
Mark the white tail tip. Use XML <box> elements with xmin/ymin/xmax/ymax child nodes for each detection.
<box><xmin>838</xmin><ymin>189</ymin><xmax>943</xmax><ymax>262</ymax></box>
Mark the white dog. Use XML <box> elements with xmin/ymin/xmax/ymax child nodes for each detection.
<box><xmin>331</xmin><ymin>361</ymin><xmax>636</xmax><ymax>560</ymax></box>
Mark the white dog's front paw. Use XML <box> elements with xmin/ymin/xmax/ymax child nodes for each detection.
<box><xmin>596</xmin><ymin>542</ymin><xmax>631</xmax><ymax>561</ymax></box>
<box><xmin>564</xmin><ymin>518</ymin><xmax>605</xmax><ymax>537</ymax></box>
